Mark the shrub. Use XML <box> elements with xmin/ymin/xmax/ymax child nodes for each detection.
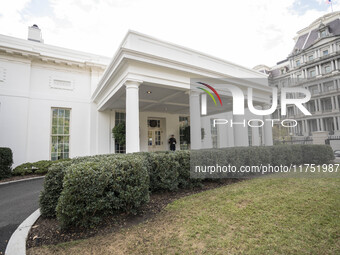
<box><xmin>56</xmin><ymin>154</ymin><xmax>149</xmax><ymax>228</ymax></box>
<box><xmin>301</xmin><ymin>144</ymin><xmax>334</xmax><ymax>164</ymax></box>
<box><xmin>174</xmin><ymin>150</ymin><xmax>202</xmax><ymax>188</ymax></box>
<box><xmin>39</xmin><ymin>154</ymin><xmax>118</xmax><ymax>218</ymax></box>
<box><xmin>12</xmin><ymin>159</ymin><xmax>70</xmax><ymax>176</ymax></box>
<box><xmin>39</xmin><ymin>143</ymin><xmax>334</xmax><ymax>228</ymax></box>
<box><xmin>147</xmin><ymin>152</ymin><xmax>180</xmax><ymax>191</ymax></box>
<box><xmin>39</xmin><ymin>161</ymin><xmax>73</xmax><ymax>217</ymax></box>
<box><xmin>0</xmin><ymin>147</ymin><xmax>13</xmax><ymax>179</ymax></box>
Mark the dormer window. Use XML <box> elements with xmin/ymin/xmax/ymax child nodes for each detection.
<box><xmin>323</xmin><ymin>49</ymin><xmax>329</xmax><ymax>56</ymax></box>
<box><xmin>318</xmin><ymin>23</ymin><xmax>329</xmax><ymax>39</ymax></box>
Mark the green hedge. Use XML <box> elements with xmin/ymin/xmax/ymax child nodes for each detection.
<box><xmin>39</xmin><ymin>154</ymin><xmax>118</xmax><ymax>218</ymax></box>
<box><xmin>0</xmin><ymin>147</ymin><xmax>13</xmax><ymax>179</ymax></box>
<box><xmin>39</xmin><ymin>144</ymin><xmax>334</xmax><ymax>229</ymax></box>
<box><xmin>56</xmin><ymin>155</ymin><xmax>149</xmax><ymax>228</ymax></box>
<box><xmin>12</xmin><ymin>159</ymin><xmax>70</xmax><ymax>176</ymax></box>
<box><xmin>39</xmin><ymin>161</ymin><xmax>74</xmax><ymax>217</ymax></box>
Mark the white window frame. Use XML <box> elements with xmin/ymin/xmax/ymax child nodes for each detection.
<box><xmin>50</xmin><ymin>107</ymin><xmax>71</xmax><ymax>161</ymax></box>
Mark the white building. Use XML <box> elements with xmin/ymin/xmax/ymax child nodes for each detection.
<box><xmin>0</xmin><ymin>26</ymin><xmax>272</xmax><ymax>166</ymax></box>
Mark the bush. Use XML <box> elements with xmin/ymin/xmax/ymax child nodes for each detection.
<box><xmin>39</xmin><ymin>154</ymin><xmax>118</xmax><ymax>218</ymax></box>
<box><xmin>12</xmin><ymin>159</ymin><xmax>70</xmax><ymax>176</ymax></box>
<box><xmin>39</xmin><ymin>143</ymin><xmax>334</xmax><ymax>228</ymax></box>
<box><xmin>147</xmin><ymin>152</ymin><xmax>180</xmax><ymax>191</ymax></box>
<box><xmin>0</xmin><ymin>147</ymin><xmax>13</xmax><ymax>179</ymax></box>
<box><xmin>39</xmin><ymin>161</ymin><xmax>73</xmax><ymax>217</ymax></box>
<box><xmin>302</xmin><ymin>144</ymin><xmax>334</xmax><ymax>164</ymax></box>
<box><xmin>174</xmin><ymin>150</ymin><xmax>202</xmax><ymax>188</ymax></box>
<box><xmin>56</xmin><ymin>154</ymin><xmax>149</xmax><ymax>228</ymax></box>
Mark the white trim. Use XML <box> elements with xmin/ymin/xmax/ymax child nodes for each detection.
<box><xmin>5</xmin><ymin>209</ymin><xmax>41</xmax><ymax>255</ymax></box>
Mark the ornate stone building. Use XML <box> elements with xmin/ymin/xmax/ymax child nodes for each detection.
<box><xmin>255</xmin><ymin>11</ymin><xmax>340</xmax><ymax>141</ymax></box>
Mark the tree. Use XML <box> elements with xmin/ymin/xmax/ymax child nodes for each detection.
<box><xmin>112</xmin><ymin>122</ymin><xmax>126</xmax><ymax>146</ymax></box>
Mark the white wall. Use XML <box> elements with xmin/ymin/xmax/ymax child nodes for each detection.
<box><xmin>0</xmin><ymin>56</ymin><xmax>100</xmax><ymax>166</ymax></box>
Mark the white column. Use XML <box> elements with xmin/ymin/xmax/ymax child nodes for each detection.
<box><xmin>331</xmin><ymin>96</ymin><xmax>335</xmax><ymax>111</ymax></box>
<box><xmin>252</xmin><ymin>121</ymin><xmax>260</xmax><ymax>146</ymax></box>
<box><xmin>320</xmin><ymin>118</ymin><xmax>325</xmax><ymax>131</ymax></box>
<box><xmin>333</xmin><ymin>117</ymin><xmax>337</xmax><ymax>130</ymax></box>
<box><xmin>125</xmin><ymin>80</ymin><xmax>142</xmax><ymax>153</ymax></box>
<box><xmin>233</xmin><ymin>115</ymin><xmax>248</xmax><ymax>146</ymax></box>
<box><xmin>190</xmin><ymin>91</ymin><xmax>201</xmax><ymax>150</ymax></box>
<box><xmin>335</xmin><ymin>59</ymin><xmax>339</xmax><ymax>70</ymax></box>
<box><xmin>263</xmin><ymin>114</ymin><xmax>273</xmax><ymax>146</ymax></box>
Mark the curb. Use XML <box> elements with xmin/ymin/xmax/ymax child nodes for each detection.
<box><xmin>5</xmin><ymin>209</ymin><xmax>41</xmax><ymax>255</ymax></box>
<box><xmin>0</xmin><ymin>176</ymin><xmax>45</xmax><ymax>186</ymax></box>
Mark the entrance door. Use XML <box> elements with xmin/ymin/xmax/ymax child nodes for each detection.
<box><xmin>148</xmin><ymin>119</ymin><xmax>164</xmax><ymax>152</ymax></box>
<box><xmin>148</xmin><ymin>130</ymin><xmax>163</xmax><ymax>152</ymax></box>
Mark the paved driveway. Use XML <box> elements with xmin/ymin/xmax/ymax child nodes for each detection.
<box><xmin>0</xmin><ymin>178</ymin><xmax>44</xmax><ymax>254</ymax></box>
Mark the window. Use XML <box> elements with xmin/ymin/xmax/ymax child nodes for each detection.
<box><xmin>280</xmin><ymin>69</ymin><xmax>285</xmax><ymax>75</ymax></box>
<box><xmin>309</xmin><ymin>69</ymin><xmax>316</xmax><ymax>78</ymax></box>
<box><xmin>296</xmin><ymin>73</ymin><xmax>301</xmax><ymax>81</ymax></box>
<box><xmin>248</xmin><ymin>127</ymin><xmax>253</xmax><ymax>146</ymax></box>
<box><xmin>323</xmin><ymin>50</ymin><xmax>328</xmax><ymax>56</ymax></box>
<box><xmin>324</xmin><ymin>81</ymin><xmax>334</xmax><ymax>92</ymax></box>
<box><xmin>324</xmin><ymin>65</ymin><xmax>331</xmax><ymax>74</ymax></box>
<box><xmin>210</xmin><ymin>119</ymin><xmax>218</xmax><ymax>148</ymax></box>
<box><xmin>258</xmin><ymin>126</ymin><xmax>263</xmax><ymax>146</ymax></box>
<box><xmin>307</xmin><ymin>101</ymin><xmax>316</xmax><ymax>113</ymax></box>
<box><xmin>287</xmin><ymin>107</ymin><xmax>295</xmax><ymax>117</ymax></box>
<box><xmin>179</xmin><ymin>116</ymin><xmax>189</xmax><ymax>150</ymax></box>
<box><xmin>51</xmin><ymin>108</ymin><xmax>70</xmax><ymax>161</ymax></box>
<box><xmin>115</xmin><ymin>112</ymin><xmax>126</xmax><ymax>153</ymax></box>
<box><xmin>286</xmin><ymin>93</ymin><xmax>294</xmax><ymax>99</ymax></box>
<box><xmin>321</xmin><ymin>98</ymin><xmax>332</xmax><ymax>112</ymax></box>
<box><xmin>296</xmin><ymin>60</ymin><xmax>300</xmax><ymax>67</ymax></box>
<box><xmin>320</xmin><ymin>30</ymin><xmax>327</xmax><ymax>38</ymax></box>
<box><xmin>309</xmin><ymin>85</ymin><xmax>319</xmax><ymax>95</ymax></box>
<box><xmin>308</xmin><ymin>55</ymin><xmax>314</xmax><ymax>61</ymax></box>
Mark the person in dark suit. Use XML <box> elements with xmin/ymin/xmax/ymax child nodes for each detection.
<box><xmin>168</xmin><ymin>135</ymin><xmax>177</xmax><ymax>151</ymax></box>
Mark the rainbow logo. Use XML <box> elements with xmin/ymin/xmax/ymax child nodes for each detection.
<box><xmin>196</xmin><ymin>82</ymin><xmax>223</xmax><ymax>106</ymax></box>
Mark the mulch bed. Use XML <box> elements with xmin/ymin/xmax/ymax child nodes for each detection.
<box><xmin>0</xmin><ymin>175</ymin><xmax>43</xmax><ymax>183</ymax></box>
<box><xmin>27</xmin><ymin>179</ymin><xmax>240</xmax><ymax>249</ymax></box>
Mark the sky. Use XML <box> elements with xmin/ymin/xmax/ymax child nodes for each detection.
<box><xmin>0</xmin><ymin>0</ymin><xmax>339</xmax><ymax>68</ymax></box>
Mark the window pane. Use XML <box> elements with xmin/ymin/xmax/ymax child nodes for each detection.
<box><xmin>58</xmin><ymin>117</ymin><xmax>64</xmax><ymax>126</ymax></box>
<box><xmin>58</xmin><ymin>136</ymin><xmax>64</xmax><ymax>143</ymax></box>
<box><xmin>58</xmin><ymin>126</ymin><xmax>64</xmax><ymax>134</ymax></box>
<box><xmin>59</xmin><ymin>109</ymin><xmax>65</xmax><ymax>117</ymax></box>
<box><xmin>52</xmin><ymin>126</ymin><xmax>57</xmax><ymax>134</ymax></box>
<box><xmin>64</xmin><ymin>127</ymin><xmax>69</xmax><ymax>134</ymax></box>
<box><xmin>52</xmin><ymin>109</ymin><xmax>58</xmax><ymax>118</ymax></box>
<box><xmin>65</xmin><ymin>110</ymin><xmax>70</xmax><ymax>118</ymax></box>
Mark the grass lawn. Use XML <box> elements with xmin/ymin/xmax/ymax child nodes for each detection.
<box><xmin>28</xmin><ymin>177</ymin><xmax>340</xmax><ymax>255</ymax></box>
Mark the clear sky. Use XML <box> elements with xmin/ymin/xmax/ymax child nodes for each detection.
<box><xmin>0</xmin><ymin>0</ymin><xmax>338</xmax><ymax>68</ymax></box>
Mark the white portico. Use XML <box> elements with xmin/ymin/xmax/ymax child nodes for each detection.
<box><xmin>92</xmin><ymin>31</ymin><xmax>273</xmax><ymax>153</ymax></box>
